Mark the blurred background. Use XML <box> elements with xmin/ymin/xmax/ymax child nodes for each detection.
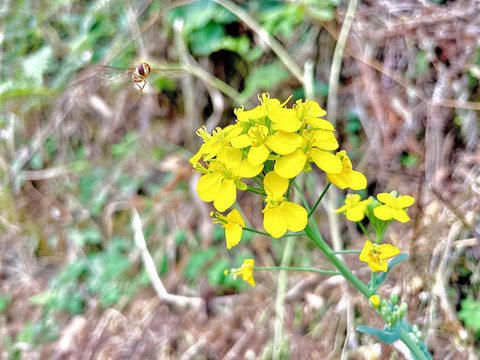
<box><xmin>1</xmin><ymin>0</ymin><xmax>479</xmax><ymax>359</ymax></box>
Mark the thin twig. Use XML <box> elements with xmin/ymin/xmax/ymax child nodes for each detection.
<box><xmin>131</xmin><ymin>207</ymin><xmax>204</xmax><ymax>310</ymax></box>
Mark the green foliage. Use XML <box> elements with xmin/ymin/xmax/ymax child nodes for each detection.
<box><xmin>184</xmin><ymin>248</ymin><xmax>218</xmax><ymax>282</ymax></box>
<box><xmin>458</xmin><ymin>298</ymin><xmax>480</xmax><ymax>336</ymax></box>
<box><xmin>29</xmin><ymin>236</ymin><xmax>140</xmax><ymax>315</ymax></box>
<box><xmin>0</xmin><ymin>295</ymin><xmax>12</xmax><ymax>312</ymax></box>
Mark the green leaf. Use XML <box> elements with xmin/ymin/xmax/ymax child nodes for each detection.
<box><xmin>189</xmin><ymin>21</ymin><xmax>225</xmax><ymax>55</ymax></box>
<box><xmin>459</xmin><ymin>298</ymin><xmax>480</xmax><ymax>331</ymax></box>
<box><xmin>356</xmin><ymin>323</ymin><xmax>401</xmax><ymax>344</ymax></box>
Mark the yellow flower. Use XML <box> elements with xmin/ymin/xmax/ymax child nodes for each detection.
<box><xmin>373</xmin><ymin>193</ymin><xmax>415</xmax><ymax>223</ymax></box>
<box><xmin>211</xmin><ymin>209</ymin><xmax>245</xmax><ymax>249</ymax></box>
<box><xmin>272</xmin><ymin>129</ymin><xmax>342</xmax><ymax>179</ymax></box>
<box><xmin>294</xmin><ymin>100</ymin><xmax>334</xmax><ymax>130</ymax></box>
<box><xmin>229</xmin><ymin>124</ymin><xmax>272</xmax><ymax>166</ymax></box>
<box><xmin>327</xmin><ymin>151</ymin><xmax>367</xmax><ymax>190</ymax></box>
<box><xmin>262</xmin><ymin>171</ymin><xmax>308</xmax><ymax>238</ymax></box>
<box><xmin>196</xmin><ymin>147</ymin><xmax>263</xmax><ymax>211</ymax></box>
<box><xmin>359</xmin><ymin>240</ymin><xmax>400</xmax><ymax>272</ymax></box>
<box><xmin>189</xmin><ymin>124</ymin><xmax>243</xmax><ymax>164</ymax></box>
<box><xmin>334</xmin><ymin>194</ymin><xmax>372</xmax><ymax>222</ymax></box>
<box><xmin>227</xmin><ymin>259</ymin><xmax>256</xmax><ymax>287</ymax></box>
<box><xmin>370</xmin><ymin>295</ymin><xmax>381</xmax><ymax>308</ymax></box>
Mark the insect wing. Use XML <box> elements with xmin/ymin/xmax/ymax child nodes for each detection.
<box><xmin>90</xmin><ymin>66</ymin><xmax>134</xmax><ymax>81</ymax></box>
<box><xmin>150</xmin><ymin>67</ymin><xmax>188</xmax><ymax>79</ymax></box>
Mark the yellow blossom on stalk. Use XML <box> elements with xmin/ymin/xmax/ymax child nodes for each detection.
<box><xmin>359</xmin><ymin>240</ymin><xmax>400</xmax><ymax>272</ymax></box>
<box><xmin>334</xmin><ymin>194</ymin><xmax>372</xmax><ymax>222</ymax></box>
<box><xmin>294</xmin><ymin>100</ymin><xmax>334</xmax><ymax>130</ymax></box>
<box><xmin>229</xmin><ymin>124</ymin><xmax>272</xmax><ymax>166</ymax></box>
<box><xmin>234</xmin><ymin>93</ymin><xmax>291</xmax><ymax>124</ymax></box>
<box><xmin>226</xmin><ymin>259</ymin><xmax>256</xmax><ymax>287</ymax></box>
<box><xmin>373</xmin><ymin>193</ymin><xmax>415</xmax><ymax>223</ymax></box>
<box><xmin>327</xmin><ymin>150</ymin><xmax>367</xmax><ymax>190</ymax></box>
<box><xmin>189</xmin><ymin>124</ymin><xmax>243</xmax><ymax>164</ymax></box>
<box><xmin>211</xmin><ymin>209</ymin><xmax>245</xmax><ymax>249</ymax></box>
<box><xmin>262</xmin><ymin>171</ymin><xmax>308</xmax><ymax>238</ymax></box>
<box><xmin>272</xmin><ymin>129</ymin><xmax>342</xmax><ymax>179</ymax></box>
<box><xmin>196</xmin><ymin>147</ymin><xmax>263</xmax><ymax>211</ymax></box>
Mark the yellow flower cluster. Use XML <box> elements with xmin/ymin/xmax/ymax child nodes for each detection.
<box><xmin>190</xmin><ymin>93</ymin><xmax>367</xmax><ymax>245</ymax></box>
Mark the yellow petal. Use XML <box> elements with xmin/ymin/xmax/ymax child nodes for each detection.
<box><xmin>241</xmin><ymin>259</ymin><xmax>255</xmax><ymax>286</ymax></box>
<box><xmin>233</xmin><ymin>160</ymin><xmax>264</xmax><ymax>178</ymax></box>
<box><xmin>333</xmin><ymin>205</ymin><xmax>348</xmax><ymax>213</ymax></box>
<box><xmin>227</xmin><ymin>209</ymin><xmax>245</xmax><ymax>227</ymax></box>
<box><xmin>270</xmin><ymin>107</ymin><xmax>302</xmax><ymax>132</ymax></box>
<box><xmin>396</xmin><ymin>195</ymin><xmax>415</xmax><ymax>208</ymax></box>
<box><xmin>373</xmin><ymin>205</ymin><xmax>393</xmax><ymax>220</ymax></box>
<box><xmin>345</xmin><ymin>207</ymin><xmax>365</xmax><ymax>222</ymax></box>
<box><xmin>377</xmin><ymin>193</ymin><xmax>394</xmax><ymax>205</ymax></box>
<box><xmin>266</xmin><ymin>131</ymin><xmax>303</xmax><ymax>155</ymax></box>
<box><xmin>264</xmin><ymin>171</ymin><xmax>289</xmax><ymax>197</ymax></box>
<box><xmin>378</xmin><ymin>244</ymin><xmax>401</xmax><ymax>259</ymax></box>
<box><xmin>274</xmin><ymin>149</ymin><xmax>307</xmax><ymax>179</ymax></box>
<box><xmin>230</xmin><ymin>134</ymin><xmax>252</xmax><ymax>149</ymax></box>
<box><xmin>306</xmin><ymin>100</ymin><xmax>327</xmax><ymax>117</ymax></box>
<box><xmin>248</xmin><ymin>144</ymin><xmax>270</xmax><ymax>166</ymax></box>
<box><xmin>327</xmin><ymin>172</ymin><xmax>349</xmax><ymax>189</ymax></box>
<box><xmin>347</xmin><ymin>170</ymin><xmax>367</xmax><ymax>190</ymax></box>
<box><xmin>307</xmin><ymin>118</ymin><xmax>334</xmax><ymax>130</ymax></box>
<box><xmin>392</xmin><ymin>209</ymin><xmax>411</xmax><ymax>223</ymax></box>
<box><xmin>280</xmin><ymin>202</ymin><xmax>308</xmax><ymax>232</ymax></box>
<box><xmin>217</xmin><ymin>146</ymin><xmax>242</xmax><ymax>166</ymax></box>
<box><xmin>236</xmin><ymin>105</ymin><xmax>265</xmax><ymax>122</ymax></box>
<box><xmin>309</xmin><ymin>148</ymin><xmax>342</xmax><ymax>174</ymax></box>
<box><xmin>225</xmin><ymin>222</ymin><xmax>242</xmax><ymax>249</ymax></box>
<box><xmin>213</xmin><ymin>179</ymin><xmax>236</xmax><ymax>211</ymax></box>
<box><xmin>312</xmin><ymin>130</ymin><xmax>339</xmax><ymax>151</ymax></box>
<box><xmin>359</xmin><ymin>240</ymin><xmax>373</xmax><ymax>263</ymax></box>
<box><xmin>197</xmin><ymin>173</ymin><xmax>223</xmax><ymax>202</ymax></box>
<box><xmin>263</xmin><ymin>206</ymin><xmax>288</xmax><ymax>238</ymax></box>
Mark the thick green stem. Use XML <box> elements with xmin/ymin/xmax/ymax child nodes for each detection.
<box><xmin>304</xmin><ymin>223</ymin><xmax>372</xmax><ymax>298</ymax></box>
<box><xmin>400</xmin><ymin>328</ymin><xmax>430</xmax><ymax>360</ymax></box>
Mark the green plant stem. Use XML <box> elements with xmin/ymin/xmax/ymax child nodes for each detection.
<box><xmin>255</xmin><ymin>267</ymin><xmax>340</xmax><ymax>276</ymax></box>
<box><xmin>358</xmin><ymin>221</ymin><xmax>374</xmax><ymax>243</ymax></box>
<box><xmin>400</xmin><ymin>328</ymin><xmax>430</xmax><ymax>360</ymax></box>
<box><xmin>304</xmin><ymin>223</ymin><xmax>372</xmax><ymax>298</ymax></box>
<box><xmin>308</xmin><ymin>182</ymin><xmax>331</xmax><ymax>218</ymax></box>
<box><xmin>243</xmin><ymin>227</ymin><xmax>269</xmax><ymax>236</ymax></box>
<box><xmin>304</xmin><ymin>224</ymin><xmax>431</xmax><ymax>359</ymax></box>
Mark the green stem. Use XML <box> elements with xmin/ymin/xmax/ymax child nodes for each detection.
<box><xmin>293</xmin><ymin>181</ymin><xmax>310</xmax><ymax>212</ymax></box>
<box><xmin>304</xmin><ymin>223</ymin><xmax>372</xmax><ymax>298</ymax></box>
<box><xmin>357</xmin><ymin>221</ymin><xmax>374</xmax><ymax>243</ymax></box>
<box><xmin>255</xmin><ymin>266</ymin><xmax>340</xmax><ymax>276</ymax></box>
<box><xmin>243</xmin><ymin>227</ymin><xmax>269</xmax><ymax>236</ymax></box>
<box><xmin>400</xmin><ymin>328</ymin><xmax>430</xmax><ymax>360</ymax></box>
<box><xmin>308</xmin><ymin>182</ymin><xmax>331</xmax><ymax>218</ymax></box>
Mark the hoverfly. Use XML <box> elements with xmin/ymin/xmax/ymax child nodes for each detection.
<box><xmin>91</xmin><ymin>62</ymin><xmax>186</xmax><ymax>97</ymax></box>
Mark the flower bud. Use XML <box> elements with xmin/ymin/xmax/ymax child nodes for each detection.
<box><xmin>370</xmin><ymin>295</ymin><xmax>380</xmax><ymax>308</ymax></box>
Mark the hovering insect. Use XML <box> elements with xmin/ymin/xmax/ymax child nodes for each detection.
<box><xmin>92</xmin><ymin>62</ymin><xmax>186</xmax><ymax>97</ymax></box>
